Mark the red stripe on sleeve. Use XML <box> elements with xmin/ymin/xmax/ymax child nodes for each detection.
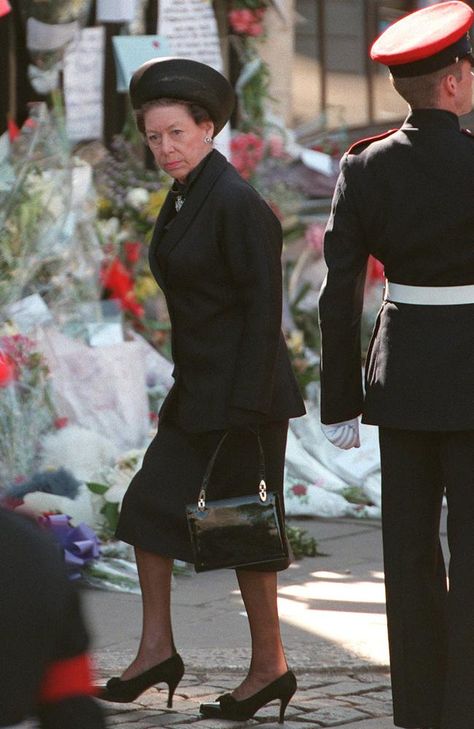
<box><xmin>39</xmin><ymin>653</ymin><xmax>97</xmax><ymax>703</ymax></box>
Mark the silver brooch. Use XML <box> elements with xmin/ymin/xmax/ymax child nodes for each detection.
<box><xmin>175</xmin><ymin>195</ymin><xmax>185</xmax><ymax>212</ymax></box>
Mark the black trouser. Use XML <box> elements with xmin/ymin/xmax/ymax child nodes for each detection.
<box><xmin>379</xmin><ymin>428</ymin><xmax>474</xmax><ymax>729</ymax></box>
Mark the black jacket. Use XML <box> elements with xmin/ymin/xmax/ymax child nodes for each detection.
<box><xmin>319</xmin><ymin>108</ymin><xmax>474</xmax><ymax>430</ymax></box>
<box><xmin>149</xmin><ymin>149</ymin><xmax>305</xmax><ymax>432</ymax></box>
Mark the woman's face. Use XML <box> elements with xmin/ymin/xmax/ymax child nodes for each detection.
<box><xmin>143</xmin><ymin>104</ymin><xmax>214</xmax><ymax>183</ymax></box>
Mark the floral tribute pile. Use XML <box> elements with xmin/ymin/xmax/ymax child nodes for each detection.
<box><xmin>0</xmin><ymin>3</ymin><xmax>387</xmax><ymax>586</ymax></box>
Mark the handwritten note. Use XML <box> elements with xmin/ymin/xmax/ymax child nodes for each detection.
<box><xmin>158</xmin><ymin>0</ymin><xmax>223</xmax><ymax>72</ymax></box>
<box><xmin>96</xmin><ymin>0</ymin><xmax>137</xmax><ymax>23</ymax></box>
<box><xmin>63</xmin><ymin>27</ymin><xmax>105</xmax><ymax>142</ymax></box>
<box><xmin>158</xmin><ymin>0</ymin><xmax>231</xmax><ymax>157</ymax></box>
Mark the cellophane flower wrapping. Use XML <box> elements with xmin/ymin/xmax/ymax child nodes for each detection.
<box><xmin>0</xmin><ymin>102</ymin><xmax>105</xmax><ymax>488</ymax></box>
<box><xmin>0</xmin><ymin>332</ymin><xmax>55</xmax><ymax>488</ymax></box>
<box><xmin>16</xmin><ymin>0</ymin><xmax>93</xmax><ymax>78</ymax></box>
<box><xmin>0</xmin><ymin>102</ymin><xmax>103</xmax><ymax>316</ymax></box>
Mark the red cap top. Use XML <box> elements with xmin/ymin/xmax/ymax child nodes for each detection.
<box><xmin>371</xmin><ymin>1</ymin><xmax>474</xmax><ymax>77</ymax></box>
<box><xmin>0</xmin><ymin>0</ymin><xmax>11</xmax><ymax>18</ymax></box>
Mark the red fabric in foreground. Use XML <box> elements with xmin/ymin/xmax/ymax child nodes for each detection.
<box><xmin>39</xmin><ymin>653</ymin><xmax>96</xmax><ymax>703</ymax></box>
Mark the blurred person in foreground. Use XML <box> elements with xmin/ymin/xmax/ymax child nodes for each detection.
<box><xmin>98</xmin><ymin>57</ymin><xmax>305</xmax><ymax>723</ymax></box>
<box><xmin>0</xmin><ymin>507</ymin><xmax>105</xmax><ymax>728</ymax></box>
<box><xmin>318</xmin><ymin>2</ymin><xmax>474</xmax><ymax>728</ymax></box>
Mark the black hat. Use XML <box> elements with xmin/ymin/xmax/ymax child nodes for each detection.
<box><xmin>129</xmin><ymin>57</ymin><xmax>235</xmax><ymax>135</ymax></box>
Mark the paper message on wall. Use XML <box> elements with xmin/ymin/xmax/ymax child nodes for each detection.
<box><xmin>158</xmin><ymin>0</ymin><xmax>231</xmax><ymax>157</ymax></box>
<box><xmin>158</xmin><ymin>0</ymin><xmax>223</xmax><ymax>70</ymax></box>
<box><xmin>96</xmin><ymin>0</ymin><xmax>137</xmax><ymax>22</ymax></box>
<box><xmin>63</xmin><ymin>27</ymin><xmax>105</xmax><ymax>142</ymax></box>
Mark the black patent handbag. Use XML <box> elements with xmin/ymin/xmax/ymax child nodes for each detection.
<box><xmin>186</xmin><ymin>429</ymin><xmax>288</xmax><ymax>572</ymax></box>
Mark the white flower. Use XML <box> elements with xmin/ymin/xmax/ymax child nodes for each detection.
<box><xmin>97</xmin><ymin>217</ymin><xmax>120</xmax><ymax>241</ymax></box>
<box><xmin>18</xmin><ymin>483</ymin><xmax>98</xmax><ymax>529</ymax></box>
<box><xmin>102</xmin><ymin>449</ymin><xmax>145</xmax><ymax>506</ymax></box>
<box><xmin>126</xmin><ymin>187</ymin><xmax>150</xmax><ymax>209</ymax></box>
<box><xmin>40</xmin><ymin>425</ymin><xmax>120</xmax><ymax>482</ymax></box>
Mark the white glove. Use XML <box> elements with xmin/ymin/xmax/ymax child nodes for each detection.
<box><xmin>321</xmin><ymin>418</ymin><xmax>360</xmax><ymax>450</ymax></box>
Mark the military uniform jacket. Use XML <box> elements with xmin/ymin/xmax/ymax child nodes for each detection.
<box><xmin>148</xmin><ymin>149</ymin><xmax>305</xmax><ymax>432</ymax></box>
<box><xmin>319</xmin><ymin>108</ymin><xmax>474</xmax><ymax>431</ymax></box>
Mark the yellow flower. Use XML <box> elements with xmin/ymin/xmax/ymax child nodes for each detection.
<box><xmin>287</xmin><ymin>330</ymin><xmax>304</xmax><ymax>354</ymax></box>
<box><xmin>134</xmin><ymin>275</ymin><xmax>158</xmax><ymax>301</ymax></box>
<box><xmin>97</xmin><ymin>197</ymin><xmax>113</xmax><ymax>215</ymax></box>
<box><xmin>143</xmin><ymin>189</ymin><xmax>168</xmax><ymax>219</ymax></box>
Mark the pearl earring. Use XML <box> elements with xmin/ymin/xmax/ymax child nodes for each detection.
<box><xmin>204</xmin><ymin>136</ymin><xmax>213</xmax><ymax>144</ymax></box>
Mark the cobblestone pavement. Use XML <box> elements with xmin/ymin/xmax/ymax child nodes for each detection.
<box><xmin>98</xmin><ymin>669</ymin><xmax>394</xmax><ymax>728</ymax></box>
<box><xmin>88</xmin><ymin>516</ymin><xmax>413</xmax><ymax>728</ymax></box>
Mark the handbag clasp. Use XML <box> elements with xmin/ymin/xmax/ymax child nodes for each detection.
<box><xmin>198</xmin><ymin>488</ymin><xmax>206</xmax><ymax>511</ymax></box>
<box><xmin>258</xmin><ymin>479</ymin><xmax>267</xmax><ymax>502</ymax></box>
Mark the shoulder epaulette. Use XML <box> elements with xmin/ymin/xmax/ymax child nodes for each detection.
<box><xmin>461</xmin><ymin>128</ymin><xmax>474</xmax><ymax>138</ymax></box>
<box><xmin>346</xmin><ymin>128</ymin><xmax>399</xmax><ymax>155</ymax></box>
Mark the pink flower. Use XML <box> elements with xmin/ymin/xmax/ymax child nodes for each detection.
<box><xmin>228</xmin><ymin>7</ymin><xmax>266</xmax><ymax>36</ymax></box>
<box><xmin>246</xmin><ymin>22</ymin><xmax>263</xmax><ymax>36</ymax></box>
<box><xmin>231</xmin><ymin>133</ymin><xmax>265</xmax><ymax>180</ymax></box>
<box><xmin>267</xmin><ymin>133</ymin><xmax>286</xmax><ymax>159</ymax></box>
<box><xmin>305</xmin><ymin>222</ymin><xmax>325</xmax><ymax>256</ymax></box>
<box><xmin>228</xmin><ymin>8</ymin><xmax>254</xmax><ymax>33</ymax></box>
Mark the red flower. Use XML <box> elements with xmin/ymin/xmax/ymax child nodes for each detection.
<box><xmin>7</xmin><ymin>118</ymin><xmax>20</xmax><ymax>142</ymax></box>
<box><xmin>0</xmin><ymin>352</ymin><xmax>15</xmax><ymax>387</ymax></box>
<box><xmin>54</xmin><ymin>417</ymin><xmax>69</xmax><ymax>429</ymax></box>
<box><xmin>124</xmin><ymin>241</ymin><xmax>141</xmax><ymax>264</ymax></box>
<box><xmin>291</xmin><ymin>483</ymin><xmax>308</xmax><ymax>497</ymax></box>
<box><xmin>100</xmin><ymin>258</ymin><xmax>144</xmax><ymax>318</ymax></box>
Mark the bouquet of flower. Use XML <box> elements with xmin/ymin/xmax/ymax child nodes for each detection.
<box><xmin>16</xmin><ymin>0</ymin><xmax>93</xmax><ymax>92</ymax></box>
<box><xmin>0</xmin><ymin>331</ymin><xmax>56</xmax><ymax>488</ymax></box>
<box><xmin>228</xmin><ymin>0</ymin><xmax>270</xmax><ymax>37</ymax></box>
<box><xmin>94</xmin><ymin>135</ymin><xmax>172</xmax><ymax>350</ymax></box>
<box><xmin>16</xmin><ymin>0</ymin><xmax>92</xmax><ymax>25</ymax></box>
<box><xmin>231</xmin><ymin>129</ymin><xmax>304</xmax><ymax>222</ymax></box>
<box><xmin>1</xmin><ymin>103</ymin><xmax>101</xmax><ymax>315</ymax></box>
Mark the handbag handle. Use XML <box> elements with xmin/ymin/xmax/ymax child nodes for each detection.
<box><xmin>197</xmin><ymin>428</ymin><xmax>267</xmax><ymax>512</ymax></box>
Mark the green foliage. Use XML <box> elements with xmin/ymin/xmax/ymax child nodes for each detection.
<box><xmin>86</xmin><ymin>481</ymin><xmax>119</xmax><ymax>538</ymax></box>
<box><xmin>286</xmin><ymin>524</ymin><xmax>320</xmax><ymax>560</ymax></box>
<box><xmin>341</xmin><ymin>486</ymin><xmax>374</xmax><ymax>506</ymax></box>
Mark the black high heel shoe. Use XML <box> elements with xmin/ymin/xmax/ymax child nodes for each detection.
<box><xmin>199</xmin><ymin>670</ymin><xmax>297</xmax><ymax>724</ymax></box>
<box><xmin>99</xmin><ymin>653</ymin><xmax>184</xmax><ymax>705</ymax></box>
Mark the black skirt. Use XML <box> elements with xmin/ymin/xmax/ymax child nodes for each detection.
<box><xmin>116</xmin><ymin>413</ymin><xmax>290</xmax><ymax>571</ymax></box>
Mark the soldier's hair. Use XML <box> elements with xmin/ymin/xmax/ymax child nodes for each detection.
<box><xmin>135</xmin><ymin>98</ymin><xmax>212</xmax><ymax>134</ymax></box>
<box><xmin>391</xmin><ymin>60</ymin><xmax>464</xmax><ymax>108</ymax></box>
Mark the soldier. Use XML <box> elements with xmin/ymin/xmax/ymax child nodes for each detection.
<box><xmin>318</xmin><ymin>2</ymin><xmax>474</xmax><ymax>728</ymax></box>
<box><xmin>0</xmin><ymin>508</ymin><xmax>105</xmax><ymax>728</ymax></box>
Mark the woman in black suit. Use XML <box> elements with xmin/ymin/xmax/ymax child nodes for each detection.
<box><xmin>100</xmin><ymin>58</ymin><xmax>305</xmax><ymax>723</ymax></box>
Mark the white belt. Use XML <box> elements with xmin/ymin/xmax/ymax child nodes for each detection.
<box><xmin>384</xmin><ymin>281</ymin><xmax>474</xmax><ymax>305</ymax></box>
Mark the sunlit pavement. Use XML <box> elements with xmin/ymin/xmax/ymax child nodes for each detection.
<box><xmin>85</xmin><ymin>512</ymin><xmax>448</xmax><ymax>727</ymax></box>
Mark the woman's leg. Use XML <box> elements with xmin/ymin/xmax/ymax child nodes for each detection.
<box><xmin>120</xmin><ymin>548</ymin><xmax>175</xmax><ymax>680</ymax></box>
<box><xmin>232</xmin><ymin>569</ymin><xmax>288</xmax><ymax>700</ymax></box>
